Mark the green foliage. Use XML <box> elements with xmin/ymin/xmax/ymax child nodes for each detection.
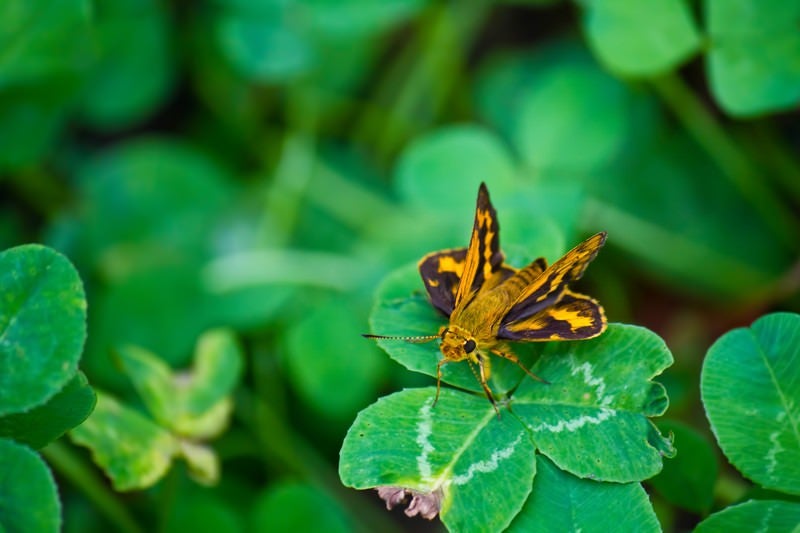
<box><xmin>702</xmin><ymin>313</ymin><xmax>800</xmax><ymax>495</ymax></box>
<box><xmin>77</xmin><ymin>0</ymin><xmax>174</xmax><ymax>131</ymax></box>
<box><xmin>3</xmin><ymin>0</ymin><xmax>800</xmax><ymax>531</ymax></box>
<box><xmin>508</xmin><ymin>455</ymin><xmax>661</xmax><ymax>532</ymax></box>
<box><xmin>0</xmin><ymin>245</ymin><xmax>87</xmax><ymax>415</ymax></box>
<box><xmin>0</xmin><ymin>372</ymin><xmax>95</xmax><ymax>450</ymax></box>
<box><xmin>284</xmin><ymin>298</ymin><xmax>388</xmax><ymax>419</ymax></box>
<box><xmin>341</xmin><ymin>388</ymin><xmax>538</xmax><ymax>532</ymax></box>
<box><xmin>0</xmin><ymin>0</ymin><xmax>92</xmax><ymax>86</ymax></box>
<box><xmin>0</xmin><ymin>438</ymin><xmax>61</xmax><ymax>533</ymax></box>
<box><xmin>70</xmin><ymin>329</ymin><xmax>243</xmax><ymax>490</ymax></box>
<box><xmin>70</xmin><ymin>391</ymin><xmax>178</xmax><ymax>491</ymax></box>
<box><xmin>0</xmin><ymin>245</ymin><xmax>92</xmax><ymax>532</ymax></box>
<box><xmin>706</xmin><ymin>0</ymin><xmax>800</xmax><ymax>116</ymax></box>
<box><xmin>697</xmin><ymin>312</ymin><xmax>800</xmax><ymax>529</ymax></box>
<box><xmin>694</xmin><ymin>500</ymin><xmax>800</xmax><ymax>533</ymax></box>
<box><xmin>582</xmin><ymin>0</ymin><xmax>701</xmax><ymax>76</ymax></box>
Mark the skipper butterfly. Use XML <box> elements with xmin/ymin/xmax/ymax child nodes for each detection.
<box><xmin>366</xmin><ymin>183</ymin><xmax>607</xmax><ymax>414</ymax></box>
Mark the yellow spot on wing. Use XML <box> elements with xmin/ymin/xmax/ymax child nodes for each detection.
<box><xmin>437</xmin><ymin>255</ymin><xmax>464</xmax><ymax>275</ymax></box>
<box><xmin>548</xmin><ymin>307</ymin><xmax>595</xmax><ymax>329</ymax></box>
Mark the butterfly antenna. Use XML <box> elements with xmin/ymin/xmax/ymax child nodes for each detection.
<box><xmin>363</xmin><ymin>333</ymin><xmax>440</xmax><ymax>344</ymax></box>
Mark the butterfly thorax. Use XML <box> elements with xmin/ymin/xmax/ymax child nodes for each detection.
<box><xmin>449</xmin><ymin>281</ymin><xmax>522</xmax><ymax>342</ymax></box>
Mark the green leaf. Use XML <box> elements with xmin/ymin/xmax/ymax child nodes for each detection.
<box><xmin>0</xmin><ymin>371</ymin><xmax>95</xmax><ymax>449</ymax></box>
<box><xmin>74</xmin><ymin>138</ymin><xmax>234</xmax><ymax>275</ymax></box>
<box><xmin>115</xmin><ymin>344</ymin><xmax>173</xmax><ymax>423</ymax></box>
<box><xmin>388</xmin><ymin>124</ymin><xmax>585</xmax><ymax>252</ymax></box>
<box><xmin>508</xmin><ymin>454</ymin><xmax>660</xmax><ymax>532</ymax></box>
<box><xmin>513</xmin><ymin>324</ymin><xmax>674</xmax><ymax>482</ymax></box>
<box><xmin>694</xmin><ymin>499</ymin><xmax>800</xmax><ymax>533</ymax></box>
<box><xmin>78</xmin><ymin>0</ymin><xmax>175</xmax><ymax>130</ymax></box>
<box><xmin>474</xmin><ymin>41</ymin><xmax>587</xmax><ymax>143</ymax></box>
<box><xmin>181</xmin><ymin>329</ymin><xmax>243</xmax><ymax>416</ymax></box>
<box><xmin>0</xmin><ymin>244</ymin><xmax>87</xmax><ymax>415</ymax></box>
<box><xmin>0</xmin><ymin>438</ymin><xmax>60</xmax><ymax>532</ymax></box>
<box><xmin>69</xmin><ymin>391</ymin><xmax>179</xmax><ymax>491</ymax></box>
<box><xmin>701</xmin><ymin>312</ymin><xmax>800</xmax><ymax>495</ymax></box>
<box><xmin>648</xmin><ymin>419</ymin><xmax>718</xmax><ymax>513</ymax></box>
<box><xmin>706</xmin><ymin>0</ymin><xmax>800</xmax><ymax>116</ymax></box>
<box><xmin>394</xmin><ymin>125</ymin><xmax>519</xmax><ymax>216</ymax></box>
<box><xmin>340</xmin><ymin>387</ymin><xmax>537</xmax><ymax>532</ymax></box>
<box><xmin>213</xmin><ymin>0</ymin><xmax>425</xmax><ymax>83</ymax></box>
<box><xmin>512</xmin><ymin>61</ymin><xmax>630</xmax><ymax>172</ymax></box>
<box><xmin>177</xmin><ymin>440</ymin><xmax>220</xmax><ymax>486</ymax></box>
<box><xmin>117</xmin><ymin>329</ymin><xmax>242</xmax><ymax>439</ymax></box>
<box><xmin>284</xmin><ymin>298</ymin><xmax>387</xmax><ymax>419</ymax></box>
<box><xmin>216</xmin><ymin>14</ymin><xmax>315</xmax><ymax>82</ymax></box>
<box><xmin>0</xmin><ymin>0</ymin><xmax>92</xmax><ymax>87</ymax></box>
<box><xmin>250</xmin><ymin>481</ymin><xmax>352</xmax><ymax>533</ymax></box>
<box><xmin>582</xmin><ymin>0</ymin><xmax>700</xmax><ymax>76</ymax></box>
<box><xmin>86</xmin><ymin>268</ymin><xmax>211</xmax><ymax>386</ymax></box>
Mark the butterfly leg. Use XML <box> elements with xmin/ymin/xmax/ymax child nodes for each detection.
<box><xmin>433</xmin><ymin>358</ymin><xmax>446</xmax><ymax>408</ymax></box>
<box><xmin>490</xmin><ymin>348</ymin><xmax>550</xmax><ymax>385</ymax></box>
<box><xmin>476</xmin><ymin>354</ymin><xmax>500</xmax><ymax>417</ymax></box>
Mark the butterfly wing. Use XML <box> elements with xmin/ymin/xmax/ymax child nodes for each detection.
<box><xmin>498</xmin><ymin>232</ymin><xmax>607</xmax><ymax>340</ymax></box>
<box><xmin>418</xmin><ymin>248</ymin><xmax>468</xmax><ymax>316</ymax></box>
<box><xmin>453</xmin><ymin>183</ymin><xmax>506</xmax><ymax>308</ymax></box>
<box><xmin>418</xmin><ymin>183</ymin><xmax>513</xmax><ymax>317</ymax></box>
<box><xmin>498</xmin><ymin>289</ymin><xmax>606</xmax><ymax>340</ymax></box>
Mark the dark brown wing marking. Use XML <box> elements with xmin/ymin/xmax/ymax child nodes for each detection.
<box><xmin>498</xmin><ymin>290</ymin><xmax>606</xmax><ymax>341</ymax></box>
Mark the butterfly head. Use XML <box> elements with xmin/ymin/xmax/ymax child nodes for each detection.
<box><xmin>438</xmin><ymin>325</ymin><xmax>479</xmax><ymax>363</ymax></box>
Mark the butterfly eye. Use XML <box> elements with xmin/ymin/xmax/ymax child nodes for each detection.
<box><xmin>463</xmin><ymin>339</ymin><xmax>476</xmax><ymax>353</ymax></box>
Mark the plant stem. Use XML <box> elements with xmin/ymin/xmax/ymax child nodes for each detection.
<box><xmin>257</xmin><ymin>87</ymin><xmax>318</xmax><ymax>248</ymax></box>
<box><xmin>651</xmin><ymin>74</ymin><xmax>800</xmax><ymax>253</ymax></box>
<box><xmin>157</xmin><ymin>462</ymin><xmax>180</xmax><ymax>533</ymax></box>
<box><xmin>43</xmin><ymin>440</ymin><xmax>143</xmax><ymax>533</ymax></box>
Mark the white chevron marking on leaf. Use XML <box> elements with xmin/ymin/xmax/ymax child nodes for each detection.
<box><xmin>416</xmin><ymin>399</ymin><xmax>435</xmax><ymax>482</ymax></box>
<box><xmin>529</xmin><ymin>407</ymin><xmax>615</xmax><ymax>433</ymax></box>
<box><xmin>571</xmin><ymin>361</ymin><xmax>613</xmax><ymax>407</ymax></box>
<box><xmin>452</xmin><ymin>433</ymin><xmax>523</xmax><ymax>485</ymax></box>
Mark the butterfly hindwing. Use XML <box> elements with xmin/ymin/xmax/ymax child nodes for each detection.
<box><xmin>501</xmin><ymin>232</ymin><xmax>607</xmax><ymax>324</ymax></box>
<box><xmin>418</xmin><ymin>248</ymin><xmax>468</xmax><ymax>317</ymax></box>
<box><xmin>499</xmin><ymin>289</ymin><xmax>606</xmax><ymax>341</ymax></box>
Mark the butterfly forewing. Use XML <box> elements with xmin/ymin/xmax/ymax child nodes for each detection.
<box><xmin>453</xmin><ymin>183</ymin><xmax>506</xmax><ymax>309</ymax></box>
<box><xmin>419</xmin><ymin>184</ymin><xmax>515</xmax><ymax>317</ymax></box>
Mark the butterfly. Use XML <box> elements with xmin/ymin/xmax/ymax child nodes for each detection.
<box><xmin>366</xmin><ymin>183</ymin><xmax>607</xmax><ymax>414</ymax></box>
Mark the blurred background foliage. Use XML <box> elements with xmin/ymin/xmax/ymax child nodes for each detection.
<box><xmin>1</xmin><ymin>0</ymin><xmax>799</xmax><ymax>531</ymax></box>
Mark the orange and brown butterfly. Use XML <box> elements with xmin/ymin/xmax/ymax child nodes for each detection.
<box><xmin>365</xmin><ymin>182</ymin><xmax>607</xmax><ymax>414</ymax></box>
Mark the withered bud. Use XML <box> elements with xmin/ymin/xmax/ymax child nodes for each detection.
<box><xmin>376</xmin><ymin>486</ymin><xmax>443</xmax><ymax>520</ymax></box>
